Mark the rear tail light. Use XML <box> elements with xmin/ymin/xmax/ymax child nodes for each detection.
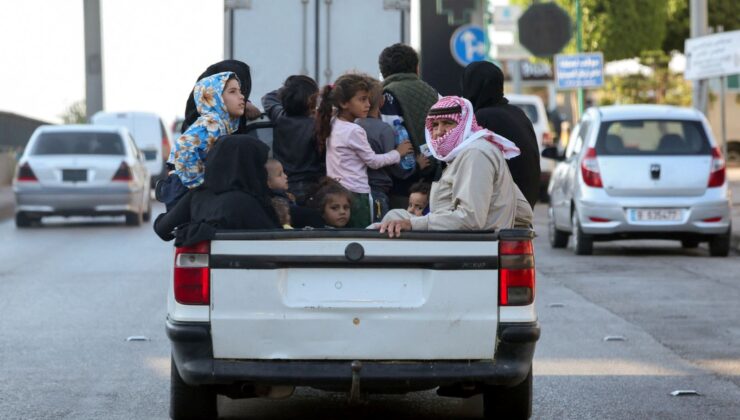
<box><xmin>112</xmin><ymin>162</ymin><xmax>133</xmax><ymax>181</ymax></box>
<box><xmin>543</xmin><ymin>131</ymin><xmax>553</xmax><ymax>145</ymax></box>
<box><xmin>581</xmin><ymin>148</ymin><xmax>603</xmax><ymax>188</ymax></box>
<box><xmin>162</xmin><ymin>135</ymin><xmax>171</xmax><ymax>160</ymax></box>
<box><xmin>16</xmin><ymin>162</ymin><xmax>38</xmax><ymax>182</ymax></box>
<box><xmin>174</xmin><ymin>241</ymin><xmax>210</xmax><ymax>305</ymax></box>
<box><xmin>708</xmin><ymin>147</ymin><xmax>725</xmax><ymax>187</ymax></box>
<box><xmin>499</xmin><ymin>240</ymin><xmax>535</xmax><ymax>306</ymax></box>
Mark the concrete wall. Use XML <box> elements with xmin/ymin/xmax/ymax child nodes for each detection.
<box><xmin>0</xmin><ymin>152</ymin><xmax>15</xmax><ymax>186</ymax></box>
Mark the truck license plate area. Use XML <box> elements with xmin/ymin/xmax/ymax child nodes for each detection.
<box><xmin>283</xmin><ymin>269</ymin><xmax>425</xmax><ymax>308</ymax></box>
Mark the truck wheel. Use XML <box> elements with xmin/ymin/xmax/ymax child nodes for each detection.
<box><xmin>125</xmin><ymin>211</ymin><xmax>142</xmax><ymax>226</ymax></box>
<box><xmin>483</xmin><ymin>367</ymin><xmax>532</xmax><ymax>419</ymax></box>
<box><xmin>572</xmin><ymin>210</ymin><xmax>593</xmax><ymax>255</ymax></box>
<box><xmin>15</xmin><ymin>212</ymin><xmax>32</xmax><ymax>228</ymax></box>
<box><xmin>548</xmin><ymin>207</ymin><xmax>569</xmax><ymax>248</ymax></box>
<box><xmin>709</xmin><ymin>227</ymin><xmax>731</xmax><ymax>257</ymax></box>
<box><xmin>170</xmin><ymin>356</ymin><xmax>217</xmax><ymax>420</ymax></box>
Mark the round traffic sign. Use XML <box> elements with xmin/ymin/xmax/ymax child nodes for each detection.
<box><xmin>450</xmin><ymin>24</ymin><xmax>487</xmax><ymax>66</ymax></box>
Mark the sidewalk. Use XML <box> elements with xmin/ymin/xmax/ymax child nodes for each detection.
<box><xmin>0</xmin><ymin>186</ymin><xmax>13</xmax><ymax>221</ymax></box>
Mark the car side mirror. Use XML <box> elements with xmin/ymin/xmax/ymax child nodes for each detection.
<box><xmin>541</xmin><ymin>146</ymin><xmax>565</xmax><ymax>161</ymax></box>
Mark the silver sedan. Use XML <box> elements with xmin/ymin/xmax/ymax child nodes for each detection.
<box><xmin>13</xmin><ymin>124</ymin><xmax>151</xmax><ymax>227</ymax></box>
<box><xmin>543</xmin><ymin>105</ymin><xmax>731</xmax><ymax>256</ymax></box>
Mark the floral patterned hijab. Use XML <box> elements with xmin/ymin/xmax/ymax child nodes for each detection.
<box><xmin>424</xmin><ymin>96</ymin><xmax>520</xmax><ymax>162</ymax></box>
<box><xmin>169</xmin><ymin>72</ymin><xmax>241</xmax><ymax>188</ymax></box>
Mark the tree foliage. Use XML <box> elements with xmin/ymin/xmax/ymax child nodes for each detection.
<box><xmin>511</xmin><ymin>0</ymin><xmax>738</xmax><ymax>59</ymax></box>
<box><xmin>599</xmin><ymin>50</ymin><xmax>692</xmax><ymax>107</ymax></box>
<box><xmin>663</xmin><ymin>0</ymin><xmax>740</xmax><ymax>54</ymax></box>
<box><xmin>60</xmin><ymin>100</ymin><xmax>86</xmax><ymax>124</ymax></box>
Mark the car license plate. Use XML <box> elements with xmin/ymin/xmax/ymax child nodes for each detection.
<box><xmin>629</xmin><ymin>208</ymin><xmax>683</xmax><ymax>222</ymax></box>
<box><xmin>62</xmin><ymin>169</ymin><xmax>87</xmax><ymax>182</ymax></box>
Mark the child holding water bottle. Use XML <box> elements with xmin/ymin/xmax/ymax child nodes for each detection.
<box><xmin>316</xmin><ymin>74</ymin><xmax>413</xmax><ymax>227</ymax></box>
<box><xmin>355</xmin><ymin>77</ymin><xmax>415</xmax><ymax>222</ymax></box>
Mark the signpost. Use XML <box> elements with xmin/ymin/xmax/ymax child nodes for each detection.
<box><xmin>450</xmin><ymin>24</ymin><xmax>487</xmax><ymax>67</ymax></box>
<box><xmin>684</xmin><ymin>30</ymin><xmax>740</xmax><ymax>159</ymax></box>
<box><xmin>555</xmin><ymin>53</ymin><xmax>604</xmax><ymax>90</ymax></box>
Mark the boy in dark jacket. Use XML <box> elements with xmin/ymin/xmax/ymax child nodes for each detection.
<box><xmin>356</xmin><ymin>78</ymin><xmax>415</xmax><ymax>222</ymax></box>
<box><xmin>262</xmin><ymin>75</ymin><xmax>324</xmax><ymax>205</ymax></box>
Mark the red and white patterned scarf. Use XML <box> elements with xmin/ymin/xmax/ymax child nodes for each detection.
<box><xmin>424</xmin><ymin>96</ymin><xmax>520</xmax><ymax>162</ymax></box>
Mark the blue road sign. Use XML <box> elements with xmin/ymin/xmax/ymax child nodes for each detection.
<box><xmin>450</xmin><ymin>24</ymin><xmax>486</xmax><ymax>67</ymax></box>
<box><xmin>555</xmin><ymin>53</ymin><xmax>604</xmax><ymax>89</ymax></box>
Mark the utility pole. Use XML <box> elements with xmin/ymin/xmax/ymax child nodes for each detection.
<box><xmin>690</xmin><ymin>0</ymin><xmax>708</xmax><ymax>114</ymax></box>
<box><xmin>575</xmin><ymin>0</ymin><xmax>583</xmax><ymax>117</ymax></box>
<box><xmin>83</xmin><ymin>0</ymin><xmax>104</xmax><ymax>120</ymax></box>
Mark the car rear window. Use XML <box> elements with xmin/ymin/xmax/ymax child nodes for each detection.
<box><xmin>32</xmin><ymin>132</ymin><xmax>125</xmax><ymax>156</ymax></box>
<box><xmin>511</xmin><ymin>103</ymin><xmax>539</xmax><ymax>124</ymax></box>
<box><xmin>595</xmin><ymin>120</ymin><xmax>710</xmax><ymax>156</ymax></box>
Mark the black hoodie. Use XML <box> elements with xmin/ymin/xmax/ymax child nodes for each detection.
<box><xmin>182</xmin><ymin>60</ymin><xmax>253</xmax><ymax>134</ymax></box>
<box><xmin>461</xmin><ymin>61</ymin><xmax>541</xmax><ymax>208</ymax></box>
<box><xmin>153</xmin><ymin>135</ymin><xmax>279</xmax><ymax>246</ymax></box>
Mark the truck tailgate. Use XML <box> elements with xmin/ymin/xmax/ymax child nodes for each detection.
<box><xmin>209</xmin><ymin>234</ymin><xmax>499</xmax><ymax>360</ymax></box>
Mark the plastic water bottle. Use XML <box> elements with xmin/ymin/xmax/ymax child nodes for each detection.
<box><xmin>393</xmin><ymin>119</ymin><xmax>416</xmax><ymax>171</ymax></box>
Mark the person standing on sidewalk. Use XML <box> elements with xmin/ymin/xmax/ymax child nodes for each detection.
<box><xmin>378</xmin><ymin>43</ymin><xmax>439</xmax><ymax>208</ymax></box>
<box><xmin>461</xmin><ymin>61</ymin><xmax>540</xmax><ymax>209</ymax></box>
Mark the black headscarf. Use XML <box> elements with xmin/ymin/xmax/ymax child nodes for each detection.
<box><xmin>461</xmin><ymin>61</ymin><xmax>508</xmax><ymax>110</ymax></box>
<box><xmin>183</xmin><ymin>60</ymin><xmax>252</xmax><ymax>133</ymax></box>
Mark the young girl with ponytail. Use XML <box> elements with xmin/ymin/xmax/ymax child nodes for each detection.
<box><xmin>315</xmin><ymin>74</ymin><xmax>413</xmax><ymax>227</ymax></box>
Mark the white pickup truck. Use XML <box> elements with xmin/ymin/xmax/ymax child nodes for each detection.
<box><xmin>166</xmin><ymin>228</ymin><xmax>539</xmax><ymax>419</ymax></box>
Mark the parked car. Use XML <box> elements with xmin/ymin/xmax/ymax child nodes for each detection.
<box><xmin>165</xmin><ymin>124</ymin><xmax>539</xmax><ymax>420</ymax></box>
<box><xmin>542</xmin><ymin>105</ymin><xmax>731</xmax><ymax>256</ymax></box>
<box><xmin>13</xmin><ymin>125</ymin><xmax>151</xmax><ymax>227</ymax></box>
<box><xmin>507</xmin><ymin>94</ymin><xmax>553</xmax><ymax>200</ymax></box>
<box><xmin>91</xmin><ymin>111</ymin><xmax>171</xmax><ymax>187</ymax></box>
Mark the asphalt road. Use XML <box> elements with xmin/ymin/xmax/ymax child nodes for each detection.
<box><xmin>0</xmin><ymin>203</ymin><xmax>739</xmax><ymax>419</ymax></box>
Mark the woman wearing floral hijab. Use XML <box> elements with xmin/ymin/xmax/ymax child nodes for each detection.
<box><xmin>375</xmin><ymin>96</ymin><xmax>533</xmax><ymax>237</ymax></box>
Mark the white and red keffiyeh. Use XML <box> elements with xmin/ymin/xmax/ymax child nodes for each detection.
<box><xmin>424</xmin><ymin>96</ymin><xmax>520</xmax><ymax>162</ymax></box>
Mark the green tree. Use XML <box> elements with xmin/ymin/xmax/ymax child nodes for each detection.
<box><xmin>511</xmin><ymin>0</ymin><xmax>668</xmax><ymax>60</ymax></box>
<box><xmin>663</xmin><ymin>0</ymin><xmax>740</xmax><ymax>54</ymax></box>
<box><xmin>60</xmin><ymin>100</ymin><xmax>86</xmax><ymax>124</ymax></box>
<box><xmin>599</xmin><ymin>50</ymin><xmax>692</xmax><ymax>106</ymax></box>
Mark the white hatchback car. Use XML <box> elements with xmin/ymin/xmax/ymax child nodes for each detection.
<box><xmin>543</xmin><ymin>105</ymin><xmax>731</xmax><ymax>256</ymax></box>
<box><xmin>13</xmin><ymin>125</ymin><xmax>151</xmax><ymax>227</ymax></box>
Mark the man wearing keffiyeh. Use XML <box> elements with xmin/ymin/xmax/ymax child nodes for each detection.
<box><xmin>374</xmin><ymin>96</ymin><xmax>533</xmax><ymax>237</ymax></box>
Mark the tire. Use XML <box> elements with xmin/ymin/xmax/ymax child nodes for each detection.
<box><xmin>170</xmin><ymin>356</ymin><xmax>217</xmax><ymax>420</ymax></box>
<box><xmin>125</xmin><ymin>211</ymin><xmax>142</xmax><ymax>226</ymax></box>
<box><xmin>681</xmin><ymin>239</ymin><xmax>700</xmax><ymax>249</ymax></box>
<box><xmin>142</xmin><ymin>198</ymin><xmax>152</xmax><ymax>222</ymax></box>
<box><xmin>709</xmin><ymin>228</ymin><xmax>731</xmax><ymax>257</ymax></box>
<box><xmin>572</xmin><ymin>210</ymin><xmax>593</xmax><ymax>255</ymax></box>
<box><xmin>15</xmin><ymin>212</ymin><xmax>31</xmax><ymax>228</ymax></box>
<box><xmin>483</xmin><ymin>367</ymin><xmax>533</xmax><ymax>420</ymax></box>
<box><xmin>548</xmin><ymin>207</ymin><xmax>569</xmax><ymax>248</ymax></box>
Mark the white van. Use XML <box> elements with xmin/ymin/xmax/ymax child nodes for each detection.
<box><xmin>507</xmin><ymin>94</ymin><xmax>554</xmax><ymax>198</ymax></box>
<box><xmin>91</xmin><ymin>111</ymin><xmax>171</xmax><ymax>187</ymax></box>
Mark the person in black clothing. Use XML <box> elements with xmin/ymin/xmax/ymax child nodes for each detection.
<box><xmin>262</xmin><ymin>75</ymin><xmax>325</xmax><ymax>205</ymax></box>
<box><xmin>461</xmin><ymin>61</ymin><xmax>540</xmax><ymax>208</ymax></box>
<box><xmin>182</xmin><ymin>60</ymin><xmax>262</xmax><ymax>134</ymax></box>
<box><xmin>153</xmin><ymin>135</ymin><xmax>280</xmax><ymax>246</ymax></box>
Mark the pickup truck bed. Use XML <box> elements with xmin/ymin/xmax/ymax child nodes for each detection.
<box><xmin>167</xmin><ymin>228</ymin><xmax>539</xmax><ymax>419</ymax></box>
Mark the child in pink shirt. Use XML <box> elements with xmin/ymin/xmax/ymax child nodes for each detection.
<box><xmin>315</xmin><ymin>74</ymin><xmax>413</xmax><ymax>227</ymax></box>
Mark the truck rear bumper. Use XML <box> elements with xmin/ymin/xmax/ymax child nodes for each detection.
<box><xmin>167</xmin><ymin>319</ymin><xmax>539</xmax><ymax>390</ymax></box>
